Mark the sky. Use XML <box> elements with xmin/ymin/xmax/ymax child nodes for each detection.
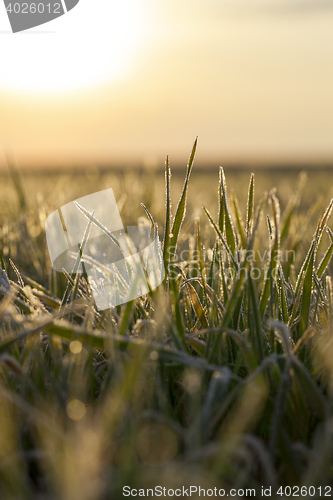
<box><xmin>0</xmin><ymin>0</ymin><xmax>332</xmax><ymax>169</ymax></box>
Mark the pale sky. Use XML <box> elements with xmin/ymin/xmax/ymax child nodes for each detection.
<box><xmin>0</xmin><ymin>0</ymin><xmax>332</xmax><ymax>168</ymax></box>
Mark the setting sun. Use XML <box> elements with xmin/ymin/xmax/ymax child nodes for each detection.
<box><xmin>0</xmin><ymin>0</ymin><xmax>146</xmax><ymax>93</ymax></box>
<box><xmin>0</xmin><ymin>0</ymin><xmax>331</xmax><ymax>167</ymax></box>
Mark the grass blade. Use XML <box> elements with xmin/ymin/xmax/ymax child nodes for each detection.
<box><xmin>220</xmin><ymin>167</ymin><xmax>236</xmax><ymax>256</ymax></box>
<box><xmin>232</xmin><ymin>191</ymin><xmax>246</xmax><ymax>248</ymax></box>
<box><xmin>169</xmin><ymin>138</ymin><xmax>197</xmax><ymax>263</ymax></box>
<box><xmin>163</xmin><ymin>156</ymin><xmax>172</xmax><ymax>273</ymax></box>
<box><xmin>317</xmin><ymin>242</ymin><xmax>333</xmax><ymax>278</ymax></box>
<box><xmin>246</xmin><ymin>173</ymin><xmax>254</xmax><ymax>239</ymax></box>
<box><xmin>202</xmin><ymin>206</ymin><xmax>238</xmax><ymax>268</ymax></box>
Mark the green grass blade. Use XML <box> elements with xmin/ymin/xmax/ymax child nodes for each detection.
<box><xmin>246</xmin><ymin>173</ymin><xmax>254</xmax><ymax>239</ymax></box>
<box><xmin>196</xmin><ymin>219</ymin><xmax>209</xmax><ymax>307</ymax></box>
<box><xmin>169</xmin><ymin>269</ymin><xmax>185</xmax><ymax>344</ymax></box>
<box><xmin>163</xmin><ymin>155</ymin><xmax>172</xmax><ymax>273</ymax></box>
<box><xmin>260</xmin><ymin>192</ymin><xmax>280</xmax><ymax>317</ymax></box>
<box><xmin>232</xmin><ymin>191</ymin><xmax>246</xmax><ymax>248</ymax></box>
<box><xmin>220</xmin><ymin>167</ymin><xmax>236</xmax><ymax>255</ymax></box>
<box><xmin>294</xmin><ymin>220</ymin><xmax>320</xmax><ymax>300</ymax></box>
<box><xmin>119</xmin><ymin>299</ymin><xmax>134</xmax><ymax>336</ymax></box>
<box><xmin>61</xmin><ymin>211</ymin><xmax>94</xmax><ymax>307</ymax></box>
<box><xmin>277</xmin><ymin>267</ymin><xmax>289</xmax><ymax>324</ymax></box>
<box><xmin>218</xmin><ymin>169</ymin><xmax>225</xmax><ymax>234</ymax></box>
<box><xmin>170</xmin><ymin>138</ymin><xmax>197</xmax><ymax>262</ymax></box>
<box><xmin>221</xmin><ymin>265</ymin><xmax>248</xmax><ymax>329</ymax></box>
<box><xmin>184</xmin><ymin>281</ymin><xmax>209</xmax><ymax>329</ymax></box>
<box><xmin>140</xmin><ymin>203</ymin><xmax>155</xmax><ymax>227</ymax></box>
<box><xmin>300</xmin><ymin>243</ymin><xmax>315</xmax><ymax>334</ymax></box>
<box><xmin>260</xmin><ymin>272</ymin><xmax>271</xmax><ymax>317</ymax></box>
<box><xmin>248</xmin><ymin>269</ymin><xmax>264</xmax><ymax>360</ymax></box>
<box><xmin>202</xmin><ymin>206</ymin><xmax>238</xmax><ymax>268</ymax></box>
<box><xmin>317</xmin><ymin>242</ymin><xmax>333</xmax><ymax>278</ymax></box>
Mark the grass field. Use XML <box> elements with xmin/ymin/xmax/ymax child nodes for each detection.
<box><xmin>1</xmin><ymin>141</ymin><xmax>333</xmax><ymax>499</ymax></box>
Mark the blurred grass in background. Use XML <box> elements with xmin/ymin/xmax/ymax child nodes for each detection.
<box><xmin>1</xmin><ymin>164</ymin><xmax>333</xmax><ymax>285</ymax></box>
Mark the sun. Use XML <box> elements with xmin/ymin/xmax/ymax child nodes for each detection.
<box><xmin>0</xmin><ymin>0</ymin><xmax>146</xmax><ymax>93</ymax></box>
